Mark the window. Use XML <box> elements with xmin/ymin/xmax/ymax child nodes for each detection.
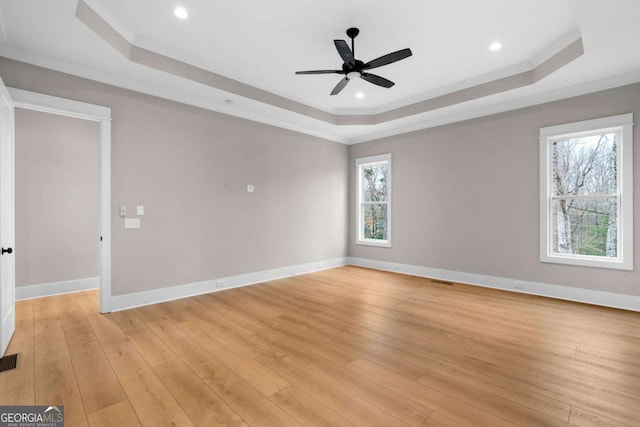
<box><xmin>540</xmin><ymin>114</ymin><xmax>633</xmax><ymax>270</ymax></box>
<box><xmin>356</xmin><ymin>153</ymin><xmax>391</xmax><ymax>247</ymax></box>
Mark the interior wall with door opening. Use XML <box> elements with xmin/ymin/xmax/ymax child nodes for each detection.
<box><xmin>15</xmin><ymin>108</ymin><xmax>99</xmax><ymax>300</ymax></box>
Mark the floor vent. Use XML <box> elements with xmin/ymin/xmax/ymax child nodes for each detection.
<box><xmin>0</xmin><ymin>353</ymin><xmax>18</xmax><ymax>372</ymax></box>
<box><xmin>431</xmin><ymin>279</ymin><xmax>454</xmax><ymax>286</ymax></box>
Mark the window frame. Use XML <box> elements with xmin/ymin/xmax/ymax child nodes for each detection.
<box><xmin>356</xmin><ymin>153</ymin><xmax>392</xmax><ymax>247</ymax></box>
<box><xmin>539</xmin><ymin>113</ymin><xmax>633</xmax><ymax>270</ymax></box>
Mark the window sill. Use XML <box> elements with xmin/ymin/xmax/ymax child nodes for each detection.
<box><xmin>356</xmin><ymin>239</ymin><xmax>392</xmax><ymax>248</ymax></box>
<box><xmin>541</xmin><ymin>253</ymin><xmax>633</xmax><ymax>271</ymax></box>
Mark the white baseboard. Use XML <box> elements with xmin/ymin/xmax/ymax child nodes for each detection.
<box><xmin>109</xmin><ymin>257</ymin><xmax>348</xmax><ymax>312</ymax></box>
<box><xmin>16</xmin><ymin>277</ymin><xmax>100</xmax><ymax>300</ymax></box>
<box><xmin>347</xmin><ymin>257</ymin><xmax>640</xmax><ymax>312</ymax></box>
<box><xmin>27</xmin><ymin>257</ymin><xmax>636</xmax><ymax>313</ymax></box>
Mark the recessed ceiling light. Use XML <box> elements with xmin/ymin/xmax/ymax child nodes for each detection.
<box><xmin>174</xmin><ymin>6</ymin><xmax>189</xmax><ymax>19</ymax></box>
<box><xmin>355</xmin><ymin>92</ymin><xmax>365</xmax><ymax>99</ymax></box>
<box><xmin>489</xmin><ymin>41</ymin><xmax>502</xmax><ymax>51</ymax></box>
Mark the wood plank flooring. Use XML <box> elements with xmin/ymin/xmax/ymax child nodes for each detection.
<box><xmin>2</xmin><ymin>266</ymin><xmax>640</xmax><ymax>426</ymax></box>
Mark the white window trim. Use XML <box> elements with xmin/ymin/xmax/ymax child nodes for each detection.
<box><xmin>539</xmin><ymin>113</ymin><xmax>633</xmax><ymax>270</ymax></box>
<box><xmin>356</xmin><ymin>153</ymin><xmax>392</xmax><ymax>247</ymax></box>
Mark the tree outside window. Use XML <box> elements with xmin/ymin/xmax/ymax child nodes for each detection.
<box><xmin>551</xmin><ymin>133</ymin><xmax>618</xmax><ymax>257</ymax></box>
<box><xmin>540</xmin><ymin>114</ymin><xmax>633</xmax><ymax>270</ymax></box>
<box><xmin>356</xmin><ymin>154</ymin><xmax>391</xmax><ymax>247</ymax></box>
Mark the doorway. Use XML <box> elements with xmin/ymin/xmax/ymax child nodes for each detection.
<box><xmin>9</xmin><ymin>89</ymin><xmax>112</xmax><ymax>313</ymax></box>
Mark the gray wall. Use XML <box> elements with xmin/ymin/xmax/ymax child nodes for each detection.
<box><xmin>1</xmin><ymin>58</ymin><xmax>349</xmax><ymax>296</ymax></box>
<box><xmin>349</xmin><ymin>83</ymin><xmax>640</xmax><ymax>297</ymax></box>
<box><xmin>15</xmin><ymin>109</ymin><xmax>99</xmax><ymax>286</ymax></box>
<box><xmin>3</xmin><ymin>55</ymin><xmax>639</xmax><ymax>300</ymax></box>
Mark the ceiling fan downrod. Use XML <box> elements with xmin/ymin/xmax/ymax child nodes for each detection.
<box><xmin>346</xmin><ymin>27</ymin><xmax>359</xmax><ymax>57</ymax></box>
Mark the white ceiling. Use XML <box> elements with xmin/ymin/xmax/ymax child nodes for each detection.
<box><xmin>1</xmin><ymin>0</ymin><xmax>639</xmax><ymax>143</ymax></box>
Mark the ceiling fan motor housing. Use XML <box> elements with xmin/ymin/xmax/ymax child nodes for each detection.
<box><xmin>343</xmin><ymin>60</ymin><xmax>366</xmax><ymax>73</ymax></box>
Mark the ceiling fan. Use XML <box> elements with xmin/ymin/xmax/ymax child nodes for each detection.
<box><xmin>296</xmin><ymin>27</ymin><xmax>413</xmax><ymax>96</ymax></box>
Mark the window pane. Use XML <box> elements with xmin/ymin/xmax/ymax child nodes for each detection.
<box><xmin>362</xmin><ymin>164</ymin><xmax>388</xmax><ymax>202</ymax></box>
<box><xmin>363</xmin><ymin>203</ymin><xmax>388</xmax><ymax>240</ymax></box>
<box><xmin>551</xmin><ymin>198</ymin><xmax>617</xmax><ymax>257</ymax></box>
<box><xmin>551</xmin><ymin>132</ymin><xmax>617</xmax><ymax>196</ymax></box>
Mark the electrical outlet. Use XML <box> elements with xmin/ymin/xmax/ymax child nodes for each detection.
<box><xmin>124</xmin><ymin>218</ymin><xmax>140</xmax><ymax>229</ymax></box>
<box><xmin>513</xmin><ymin>280</ymin><xmax>525</xmax><ymax>290</ymax></box>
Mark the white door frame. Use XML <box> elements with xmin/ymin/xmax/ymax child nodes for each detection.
<box><xmin>8</xmin><ymin>88</ymin><xmax>112</xmax><ymax>313</ymax></box>
<box><xmin>0</xmin><ymin>77</ymin><xmax>15</xmax><ymax>356</ymax></box>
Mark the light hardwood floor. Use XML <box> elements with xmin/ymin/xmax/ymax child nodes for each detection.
<box><xmin>1</xmin><ymin>266</ymin><xmax>640</xmax><ymax>426</ymax></box>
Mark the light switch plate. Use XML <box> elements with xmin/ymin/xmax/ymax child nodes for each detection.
<box><xmin>247</xmin><ymin>184</ymin><xmax>255</xmax><ymax>193</ymax></box>
<box><xmin>124</xmin><ymin>218</ymin><xmax>141</xmax><ymax>229</ymax></box>
<box><xmin>136</xmin><ymin>205</ymin><xmax>144</xmax><ymax>215</ymax></box>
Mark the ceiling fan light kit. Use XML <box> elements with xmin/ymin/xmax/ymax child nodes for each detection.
<box><xmin>296</xmin><ymin>27</ymin><xmax>413</xmax><ymax>96</ymax></box>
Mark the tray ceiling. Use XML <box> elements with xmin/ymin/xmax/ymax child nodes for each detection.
<box><xmin>0</xmin><ymin>0</ymin><xmax>639</xmax><ymax>143</ymax></box>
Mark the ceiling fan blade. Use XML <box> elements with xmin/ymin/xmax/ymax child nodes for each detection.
<box><xmin>330</xmin><ymin>76</ymin><xmax>350</xmax><ymax>95</ymax></box>
<box><xmin>364</xmin><ymin>48</ymin><xmax>413</xmax><ymax>70</ymax></box>
<box><xmin>334</xmin><ymin>40</ymin><xmax>355</xmax><ymax>66</ymax></box>
<box><xmin>361</xmin><ymin>72</ymin><xmax>395</xmax><ymax>88</ymax></box>
<box><xmin>295</xmin><ymin>70</ymin><xmax>342</xmax><ymax>75</ymax></box>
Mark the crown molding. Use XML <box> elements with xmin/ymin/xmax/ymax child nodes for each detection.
<box><xmin>75</xmin><ymin>0</ymin><xmax>585</xmax><ymax>126</ymax></box>
<box><xmin>1</xmin><ymin>41</ymin><xmax>358</xmax><ymax>144</ymax></box>
<box><xmin>347</xmin><ymin>70</ymin><xmax>640</xmax><ymax>144</ymax></box>
<box><xmin>2</xmin><ymin>42</ymin><xmax>638</xmax><ymax>146</ymax></box>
